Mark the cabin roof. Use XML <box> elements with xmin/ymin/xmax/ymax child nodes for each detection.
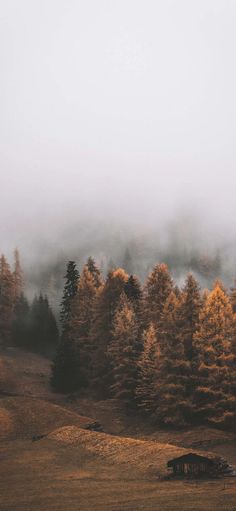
<box><xmin>167</xmin><ymin>453</ymin><xmax>214</xmax><ymax>467</ymax></box>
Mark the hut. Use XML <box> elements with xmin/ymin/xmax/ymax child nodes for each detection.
<box><xmin>167</xmin><ymin>453</ymin><xmax>215</xmax><ymax>477</ymax></box>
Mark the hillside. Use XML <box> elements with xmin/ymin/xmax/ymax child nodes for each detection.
<box><xmin>1</xmin><ymin>348</ymin><xmax>236</xmax><ymax>510</ymax></box>
<box><xmin>0</xmin><ymin>397</ymin><xmax>95</xmax><ymax>440</ymax></box>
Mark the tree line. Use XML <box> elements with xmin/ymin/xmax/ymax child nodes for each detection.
<box><xmin>51</xmin><ymin>258</ymin><xmax>236</xmax><ymax>430</ymax></box>
<box><xmin>0</xmin><ymin>251</ymin><xmax>58</xmax><ymax>355</ymax></box>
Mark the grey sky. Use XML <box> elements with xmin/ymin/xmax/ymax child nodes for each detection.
<box><xmin>1</xmin><ymin>1</ymin><xmax>236</xmax><ymax>254</ymax></box>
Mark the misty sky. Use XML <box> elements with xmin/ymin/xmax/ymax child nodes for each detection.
<box><xmin>1</xmin><ymin>1</ymin><xmax>236</xmax><ymax>254</ymax></box>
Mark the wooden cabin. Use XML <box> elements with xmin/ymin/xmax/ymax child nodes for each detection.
<box><xmin>167</xmin><ymin>453</ymin><xmax>215</xmax><ymax>477</ymax></box>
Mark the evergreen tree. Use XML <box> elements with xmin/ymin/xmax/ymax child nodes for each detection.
<box><xmin>51</xmin><ymin>261</ymin><xmax>80</xmax><ymax>393</ymax></box>
<box><xmin>12</xmin><ymin>293</ymin><xmax>30</xmax><ymax>348</ymax></box>
<box><xmin>13</xmin><ymin>249</ymin><xmax>24</xmax><ymax>303</ymax></box>
<box><xmin>178</xmin><ymin>273</ymin><xmax>202</xmax><ymax>360</ymax></box>
<box><xmin>125</xmin><ymin>275</ymin><xmax>142</xmax><ymax>303</ymax></box>
<box><xmin>122</xmin><ymin>248</ymin><xmax>133</xmax><ymax>274</ymax></box>
<box><xmin>108</xmin><ymin>293</ymin><xmax>139</xmax><ymax>407</ymax></box>
<box><xmin>87</xmin><ymin>257</ymin><xmax>103</xmax><ymax>289</ymax></box>
<box><xmin>60</xmin><ymin>261</ymin><xmax>80</xmax><ymax>334</ymax></box>
<box><xmin>0</xmin><ymin>255</ymin><xmax>14</xmax><ymax>346</ymax></box>
<box><xmin>50</xmin><ymin>335</ymin><xmax>81</xmax><ymax>393</ymax></box>
<box><xmin>29</xmin><ymin>294</ymin><xmax>58</xmax><ymax>354</ymax></box>
<box><xmin>192</xmin><ymin>284</ymin><xmax>236</xmax><ymax>426</ymax></box>
<box><xmin>144</xmin><ymin>263</ymin><xmax>173</xmax><ymax>331</ymax></box>
<box><xmin>136</xmin><ymin>324</ymin><xmax>160</xmax><ymax>414</ymax></box>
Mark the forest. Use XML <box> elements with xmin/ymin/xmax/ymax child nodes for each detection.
<box><xmin>0</xmin><ymin>250</ymin><xmax>236</xmax><ymax>430</ymax></box>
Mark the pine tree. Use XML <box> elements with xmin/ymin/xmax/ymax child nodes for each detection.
<box><xmin>178</xmin><ymin>273</ymin><xmax>202</xmax><ymax>360</ymax></box>
<box><xmin>192</xmin><ymin>284</ymin><xmax>236</xmax><ymax>427</ymax></box>
<box><xmin>0</xmin><ymin>255</ymin><xmax>14</xmax><ymax>346</ymax></box>
<box><xmin>28</xmin><ymin>294</ymin><xmax>58</xmax><ymax>355</ymax></box>
<box><xmin>13</xmin><ymin>249</ymin><xmax>24</xmax><ymax>303</ymax></box>
<box><xmin>136</xmin><ymin>324</ymin><xmax>160</xmax><ymax>414</ymax></box>
<box><xmin>12</xmin><ymin>293</ymin><xmax>30</xmax><ymax>348</ymax></box>
<box><xmin>108</xmin><ymin>293</ymin><xmax>139</xmax><ymax>407</ymax></box>
<box><xmin>122</xmin><ymin>248</ymin><xmax>133</xmax><ymax>274</ymax></box>
<box><xmin>86</xmin><ymin>257</ymin><xmax>103</xmax><ymax>289</ymax></box>
<box><xmin>60</xmin><ymin>261</ymin><xmax>80</xmax><ymax>334</ymax></box>
<box><xmin>144</xmin><ymin>263</ymin><xmax>173</xmax><ymax>331</ymax></box>
<box><xmin>50</xmin><ymin>335</ymin><xmax>81</xmax><ymax>393</ymax></box>
<box><xmin>51</xmin><ymin>261</ymin><xmax>80</xmax><ymax>393</ymax></box>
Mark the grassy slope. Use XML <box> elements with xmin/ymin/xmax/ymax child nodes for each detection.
<box><xmin>0</xmin><ymin>348</ymin><xmax>236</xmax><ymax>511</ymax></box>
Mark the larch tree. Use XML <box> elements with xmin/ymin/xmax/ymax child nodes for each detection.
<box><xmin>230</xmin><ymin>279</ymin><xmax>236</xmax><ymax>313</ymax></box>
<box><xmin>154</xmin><ymin>291</ymin><xmax>190</xmax><ymax>426</ymax></box>
<box><xmin>89</xmin><ymin>268</ymin><xmax>129</xmax><ymax>394</ymax></box>
<box><xmin>144</xmin><ymin>263</ymin><xmax>173</xmax><ymax>332</ymax></box>
<box><xmin>69</xmin><ymin>262</ymin><xmax>103</xmax><ymax>387</ymax></box>
<box><xmin>0</xmin><ymin>255</ymin><xmax>15</xmax><ymax>346</ymax></box>
<box><xmin>136</xmin><ymin>323</ymin><xmax>160</xmax><ymax>414</ymax></box>
<box><xmin>178</xmin><ymin>273</ymin><xmax>202</xmax><ymax>360</ymax></box>
<box><xmin>13</xmin><ymin>249</ymin><xmax>24</xmax><ymax>303</ymax></box>
<box><xmin>87</xmin><ymin>257</ymin><xmax>103</xmax><ymax>289</ymax></box>
<box><xmin>124</xmin><ymin>274</ymin><xmax>143</xmax><ymax>328</ymax></box>
<box><xmin>192</xmin><ymin>284</ymin><xmax>236</xmax><ymax>427</ymax></box>
<box><xmin>107</xmin><ymin>293</ymin><xmax>139</xmax><ymax>408</ymax></box>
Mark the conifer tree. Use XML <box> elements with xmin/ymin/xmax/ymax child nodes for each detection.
<box><xmin>51</xmin><ymin>261</ymin><xmax>80</xmax><ymax>393</ymax></box>
<box><xmin>108</xmin><ymin>293</ymin><xmax>139</xmax><ymax>407</ymax></box>
<box><xmin>12</xmin><ymin>293</ymin><xmax>30</xmax><ymax>348</ymax></box>
<box><xmin>68</xmin><ymin>263</ymin><xmax>102</xmax><ymax>386</ymax></box>
<box><xmin>155</xmin><ymin>292</ymin><xmax>190</xmax><ymax>426</ymax></box>
<box><xmin>144</xmin><ymin>263</ymin><xmax>173</xmax><ymax>331</ymax></box>
<box><xmin>178</xmin><ymin>273</ymin><xmax>202</xmax><ymax>360</ymax></box>
<box><xmin>122</xmin><ymin>248</ymin><xmax>133</xmax><ymax>275</ymax></box>
<box><xmin>192</xmin><ymin>284</ymin><xmax>236</xmax><ymax>426</ymax></box>
<box><xmin>13</xmin><ymin>249</ymin><xmax>24</xmax><ymax>303</ymax></box>
<box><xmin>125</xmin><ymin>275</ymin><xmax>142</xmax><ymax>304</ymax></box>
<box><xmin>87</xmin><ymin>257</ymin><xmax>103</xmax><ymax>289</ymax></box>
<box><xmin>136</xmin><ymin>324</ymin><xmax>160</xmax><ymax>414</ymax></box>
<box><xmin>50</xmin><ymin>335</ymin><xmax>81</xmax><ymax>393</ymax></box>
<box><xmin>60</xmin><ymin>261</ymin><xmax>80</xmax><ymax>334</ymax></box>
<box><xmin>230</xmin><ymin>279</ymin><xmax>236</xmax><ymax>313</ymax></box>
<box><xmin>0</xmin><ymin>255</ymin><xmax>14</xmax><ymax>346</ymax></box>
<box><xmin>29</xmin><ymin>295</ymin><xmax>58</xmax><ymax>355</ymax></box>
<box><xmin>89</xmin><ymin>268</ymin><xmax>129</xmax><ymax>393</ymax></box>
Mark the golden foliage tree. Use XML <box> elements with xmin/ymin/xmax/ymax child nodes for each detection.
<box><xmin>192</xmin><ymin>284</ymin><xmax>236</xmax><ymax>426</ymax></box>
<box><xmin>136</xmin><ymin>323</ymin><xmax>160</xmax><ymax>414</ymax></box>
<box><xmin>144</xmin><ymin>263</ymin><xmax>173</xmax><ymax>331</ymax></box>
<box><xmin>108</xmin><ymin>293</ymin><xmax>139</xmax><ymax>406</ymax></box>
<box><xmin>0</xmin><ymin>255</ymin><xmax>15</xmax><ymax>346</ymax></box>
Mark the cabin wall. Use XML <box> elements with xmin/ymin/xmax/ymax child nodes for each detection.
<box><xmin>173</xmin><ymin>463</ymin><xmax>209</xmax><ymax>475</ymax></box>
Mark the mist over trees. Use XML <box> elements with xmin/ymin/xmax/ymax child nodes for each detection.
<box><xmin>0</xmin><ymin>251</ymin><xmax>58</xmax><ymax>355</ymax></box>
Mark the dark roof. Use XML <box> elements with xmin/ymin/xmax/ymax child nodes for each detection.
<box><xmin>167</xmin><ymin>453</ymin><xmax>214</xmax><ymax>467</ymax></box>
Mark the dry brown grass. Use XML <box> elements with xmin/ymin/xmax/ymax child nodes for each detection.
<box><xmin>49</xmin><ymin>425</ymin><xmax>216</xmax><ymax>477</ymax></box>
<box><xmin>0</xmin><ymin>397</ymin><xmax>94</xmax><ymax>440</ymax></box>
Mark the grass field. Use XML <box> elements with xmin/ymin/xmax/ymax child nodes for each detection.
<box><xmin>0</xmin><ymin>348</ymin><xmax>236</xmax><ymax>511</ymax></box>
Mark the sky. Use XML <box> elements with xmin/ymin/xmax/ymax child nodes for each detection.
<box><xmin>1</xmin><ymin>0</ymin><xmax>236</xmax><ymax>256</ymax></box>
